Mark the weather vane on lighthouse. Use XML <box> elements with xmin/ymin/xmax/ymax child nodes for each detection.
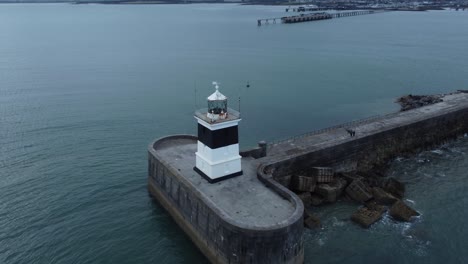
<box><xmin>193</xmin><ymin>81</ymin><xmax>243</xmax><ymax>183</ymax></box>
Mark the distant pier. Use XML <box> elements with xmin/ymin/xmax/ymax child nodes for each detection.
<box><xmin>286</xmin><ymin>6</ymin><xmax>330</xmax><ymax>12</ymax></box>
<box><xmin>257</xmin><ymin>10</ymin><xmax>388</xmax><ymax>26</ymax></box>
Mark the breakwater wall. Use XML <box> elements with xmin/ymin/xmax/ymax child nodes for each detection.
<box><xmin>263</xmin><ymin>93</ymin><xmax>468</xmax><ymax>183</ymax></box>
<box><xmin>148</xmin><ymin>92</ymin><xmax>468</xmax><ymax>264</ymax></box>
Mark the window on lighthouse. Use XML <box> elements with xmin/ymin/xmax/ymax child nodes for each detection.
<box><xmin>208</xmin><ymin>100</ymin><xmax>227</xmax><ymax>115</ymax></box>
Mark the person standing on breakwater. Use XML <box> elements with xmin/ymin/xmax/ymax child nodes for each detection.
<box><xmin>346</xmin><ymin>128</ymin><xmax>356</xmax><ymax>137</ymax></box>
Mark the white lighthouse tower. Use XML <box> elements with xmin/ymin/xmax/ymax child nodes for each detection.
<box><xmin>194</xmin><ymin>82</ymin><xmax>243</xmax><ymax>183</ymax></box>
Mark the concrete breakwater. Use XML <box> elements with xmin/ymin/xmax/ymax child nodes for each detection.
<box><xmin>148</xmin><ymin>136</ymin><xmax>304</xmax><ymax>264</ymax></box>
<box><xmin>148</xmin><ymin>92</ymin><xmax>468</xmax><ymax>263</ymax></box>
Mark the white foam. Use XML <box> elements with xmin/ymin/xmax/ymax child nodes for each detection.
<box><xmin>431</xmin><ymin>149</ymin><xmax>444</xmax><ymax>155</ymax></box>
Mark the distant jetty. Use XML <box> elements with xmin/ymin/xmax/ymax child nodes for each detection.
<box><xmin>257</xmin><ymin>10</ymin><xmax>388</xmax><ymax>26</ymax></box>
<box><xmin>148</xmin><ymin>90</ymin><xmax>468</xmax><ymax>263</ymax></box>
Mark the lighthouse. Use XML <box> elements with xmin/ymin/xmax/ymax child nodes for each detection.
<box><xmin>194</xmin><ymin>82</ymin><xmax>243</xmax><ymax>183</ymax></box>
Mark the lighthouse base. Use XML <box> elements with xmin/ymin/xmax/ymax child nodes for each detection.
<box><xmin>194</xmin><ymin>167</ymin><xmax>243</xmax><ymax>183</ymax></box>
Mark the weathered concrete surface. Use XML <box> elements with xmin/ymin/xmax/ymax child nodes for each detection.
<box><xmin>153</xmin><ymin>137</ymin><xmax>295</xmax><ymax>226</ymax></box>
<box><xmin>148</xmin><ymin>135</ymin><xmax>303</xmax><ymax>264</ymax></box>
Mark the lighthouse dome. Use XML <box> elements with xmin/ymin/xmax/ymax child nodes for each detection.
<box><xmin>207</xmin><ymin>82</ymin><xmax>227</xmax><ymax>101</ymax></box>
<box><xmin>207</xmin><ymin>90</ymin><xmax>227</xmax><ymax>101</ymax></box>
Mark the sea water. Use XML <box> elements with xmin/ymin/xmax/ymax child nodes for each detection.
<box><xmin>1</xmin><ymin>4</ymin><xmax>468</xmax><ymax>263</ymax></box>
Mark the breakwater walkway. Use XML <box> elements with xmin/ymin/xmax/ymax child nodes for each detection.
<box><xmin>262</xmin><ymin>92</ymin><xmax>468</xmax><ymax>181</ymax></box>
<box><xmin>257</xmin><ymin>10</ymin><xmax>388</xmax><ymax>26</ymax></box>
<box><xmin>148</xmin><ymin>92</ymin><xmax>468</xmax><ymax>264</ymax></box>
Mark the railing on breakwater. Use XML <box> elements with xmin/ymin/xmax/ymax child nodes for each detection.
<box><xmin>257</xmin><ymin>10</ymin><xmax>389</xmax><ymax>26</ymax></box>
<box><xmin>268</xmin><ymin>112</ymin><xmax>398</xmax><ymax>147</ymax></box>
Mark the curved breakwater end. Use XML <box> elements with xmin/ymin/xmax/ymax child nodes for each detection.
<box><xmin>148</xmin><ymin>135</ymin><xmax>304</xmax><ymax>264</ymax></box>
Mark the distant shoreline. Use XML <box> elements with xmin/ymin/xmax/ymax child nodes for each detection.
<box><xmin>0</xmin><ymin>0</ymin><xmax>238</xmax><ymax>4</ymax></box>
<box><xmin>0</xmin><ymin>0</ymin><xmax>461</xmax><ymax>10</ymax></box>
<box><xmin>0</xmin><ymin>1</ymin><xmax>289</xmax><ymax>5</ymax></box>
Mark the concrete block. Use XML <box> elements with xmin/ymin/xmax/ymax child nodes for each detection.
<box><xmin>338</xmin><ymin>172</ymin><xmax>361</xmax><ymax>184</ymax></box>
<box><xmin>290</xmin><ymin>175</ymin><xmax>316</xmax><ymax>192</ymax></box>
<box><xmin>389</xmin><ymin>200</ymin><xmax>420</xmax><ymax>222</ymax></box>
<box><xmin>345</xmin><ymin>179</ymin><xmax>373</xmax><ymax>203</ymax></box>
<box><xmin>372</xmin><ymin>187</ymin><xmax>398</xmax><ymax>205</ymax></box>
<box><xmin>351</xmin><ymin>206</ymin><xmax>385</xmax><ymax>228</ymax></box>
<box><xmin>364</xmin><ymin>200</ymin><xmax>387</xmax><ymax>214</ymax></box>
<box><xmin>310</xmin><ymin>167</ymin><xmax>334</xmax><ymax>183</ymax></box>
<box><xmin>315</xmin><ymin>178</ymin><xmax>346</xmax><ymax>203</ymax></box>
<box><xmin>335</xmin><ymin>178</ymin><xmax>348</xmax><ymax>193</ymax></box>
<box><xmin>296</xmin><ymin>192</ymin><xmax>312</xmax><ymax>207</ymax></box>
<box><xmin>310</xmin><ymin>194</ymin><xmax>324</xmax><ymax>206</ymax></box>
<box><xmin>304</xmin><ymin>210</ymin><xmax>321</xmax><ymax>229</ymax></box>
<box><xmin>383</xmin><ymin>178</ymin><xmax>405</xmax><ymax>198</ymax></box>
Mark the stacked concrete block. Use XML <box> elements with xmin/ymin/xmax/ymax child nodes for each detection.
<box><xmin>310</xmin><ymin>167</ymin><xmax>334</xmax><ymax>183</ymax></box>
<box><xmin>345</xmin><ymin>179</ymin><xmax>373</xmax><ymax>203</ymax></box>
<box><xmin>315</xmin><ymin>178</ymin><xmax>347</xmax><ymax>203</ymax></box>
<box><xmin>290</xmin><ymin>175</ymin><xmax>316</xmax><ymax>192</ymax></box>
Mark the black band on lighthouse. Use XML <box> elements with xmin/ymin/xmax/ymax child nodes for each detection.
<box><xmin>198</xmin><ymin>124</ymin><xmax>239</xmax><ymax>149</ymax></box>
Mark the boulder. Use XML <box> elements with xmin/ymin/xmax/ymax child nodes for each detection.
<box><xmin>372</xmin><ymin>187</ymin><xmax>399</xmax><ymax>205</ymax></box>
<box><xmin>389</xmin><ymin>200</ymin><xmax>420</xmax><ymax>222</ymax></box>
<box><xmin>383</xmin><ymin>178</ymin><xmax>405</xmax><ymax>198</ymax></box>
<box><xmin>290</xmin><ymin>175</ymin><xmax>316</xmax><ymax>192</ymax></box>
<box><xmin>351</xmin><ymin>206</ymin><xmax>385</xmax><ymax>228</ymax></box>
<box><xmin>345</xmin><ymin>179</ymin><xmax>373</xmax><ymax>203</ymax></box>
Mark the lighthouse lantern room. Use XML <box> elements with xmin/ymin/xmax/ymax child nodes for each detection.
<box><xmin>194</xmin><ymin>82</ymin><xmax>243</xmax><ymax>183</ymax></box>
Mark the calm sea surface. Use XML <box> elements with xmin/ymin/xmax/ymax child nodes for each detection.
<box><xmin>1</xmin><ymin>4</ymin><xmax>468</xmax><ymax>263</ymax></box>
